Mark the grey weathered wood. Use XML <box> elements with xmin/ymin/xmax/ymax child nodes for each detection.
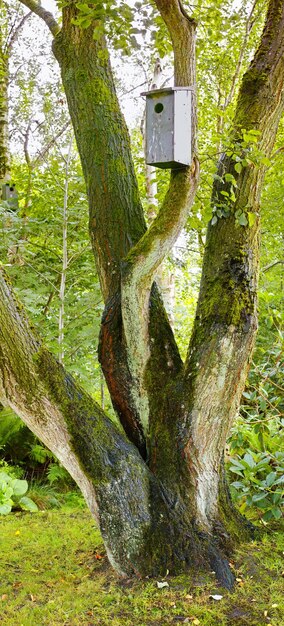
<box><xmin>1</xmin><ymin>183</ymin><xmax>18</xmax><ymax>209</ymax></box>
<box><xmin>142</xmin><ymin>87</ymin><xmax>192</xmax><ymax>169</ymax></box>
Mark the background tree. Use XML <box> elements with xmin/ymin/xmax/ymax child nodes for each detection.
<box><xmin>0</xmin><ymin>0</ymin><xmax>284</xmax><ymax>589</ymax></box>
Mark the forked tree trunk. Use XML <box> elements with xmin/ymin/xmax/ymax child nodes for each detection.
<box><xmin>2</xmin><ymin>0</ymin><xmax>284</xmax><ymax>588</ymax></box>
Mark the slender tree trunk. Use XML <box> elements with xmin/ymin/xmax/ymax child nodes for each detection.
<box><xmin>0</xmin><ymin>13</ymin><xmax>9</xmax><ymax>183</ymax></box>
<box><xmin>58</xmin><ymin>136</ymin><xmax>73</xmax><ymax>363</ymax></box>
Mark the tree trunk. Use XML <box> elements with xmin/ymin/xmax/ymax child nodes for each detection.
<box><xmin>6</xmin><ymin>0</ymin><xmax>284</xmax><ymax>588</ymax></box>
<box><xmin>0</xmin><ymin>6</ymin><xmax>10</xmax><ymax>183</ymax></box>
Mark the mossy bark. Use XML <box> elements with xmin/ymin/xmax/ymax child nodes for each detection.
<box><xmin>7</xmin><ymin>0</ymin><xmax>284</xmax><ymax>588</ymax></box>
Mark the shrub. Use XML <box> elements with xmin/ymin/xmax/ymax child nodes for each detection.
<box><xmin>0</xmin><ymin>471</ymin><xmax>38</xmax><ymax>515</ymax></box>
<box><xmin>229</xmin><ymin>450</ymin><xmax>284</xmax><ymax>522</ymax></box>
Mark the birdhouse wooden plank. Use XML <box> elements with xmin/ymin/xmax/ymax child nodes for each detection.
<box><xmin>142</xmin><ymin>87</ymin><xmax>193</xmax><ymax>169</ymax></box>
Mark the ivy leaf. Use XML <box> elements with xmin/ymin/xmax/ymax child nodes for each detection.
<box><xmin>248</xmin><ymin>212</ymin><xmax>257</xmax><ymax>227</ymax></box>
<box><xmin>238</xmin><ymin>212</ymin><xmax>248</xmax><ymax>226</ymax></box>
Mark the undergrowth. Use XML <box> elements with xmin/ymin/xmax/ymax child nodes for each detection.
<box><xmin>0</xmin><ymin>509</ymin><xmax>283</xmax><ymax>626</ymax></box>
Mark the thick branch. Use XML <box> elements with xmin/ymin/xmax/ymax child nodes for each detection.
<box><xmin>53</xmin><ymin>9</ymin><xmax>146</xmax><ymax>301</ymax></box>
<box><xmin>120</xmin><ymin>0</ymin><xmax>198</xmax><ymax>431</ymax></box>
<box><xmin>181</xmin><ymin>0</ymin><xmax>284</xmax><ymax>528</ymax></box>
<box><xmin>154</xmin><ymin>0</ymin><xmax>197</xmax><ymax>86</ymax></box>
<box><xmin>121</xmin><ymin>164</ymin><xmax>199</xmax><ymax>429</ymax></box>
<box><xmin>18</xmin><ymin>0</ymin><xmax>60</xmax><ymax>37</ymax></box>
<box><xmin>0</xmin><ymin>267</ymin><xmax>155</xmax><ymax>574</ymax></box>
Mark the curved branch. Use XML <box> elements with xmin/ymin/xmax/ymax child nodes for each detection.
<box><xmin>0</xmin><ymin>267</ymin><xmax>154</xmax><ymax>575</ymax></box>
<box><xmin>121</xmin><ymin>164</ymin><xmax>199</xmax><ymax>429</ymax></box>
<box><xmin>18</xmin><ymin>0</ymin><xmax>60</xmax><ymax>37</ymax></box>
<box><xmin>120</xmin><ymin>0</ymin><xmax>198</xmax><ymax>431</ymax></box>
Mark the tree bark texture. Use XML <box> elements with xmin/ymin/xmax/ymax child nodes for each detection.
<box><xmin>4</xmin><ymin>0</ymin><xmax>284</xmax><ymax>587</ymax></box>
<box><xmin>0</xmin><ymin>6</ymin><xmax>9</xmax><ymax>182</ymax></box>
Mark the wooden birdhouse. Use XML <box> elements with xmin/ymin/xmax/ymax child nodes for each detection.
<box><xmin>142</xmin><ymin>87</ymin><xmax>193</xmax><ymax>169</ymax></box>
<box><xmin>2</xmin><ymin>183</ymin><xmax>18</xmax><ymax>210</ymax></box>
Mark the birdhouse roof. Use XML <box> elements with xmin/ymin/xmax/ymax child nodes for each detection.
<box><xmin>141</xmin><ymin>86</ymin><xmax>194</xmax><ymax>97</ymax></box>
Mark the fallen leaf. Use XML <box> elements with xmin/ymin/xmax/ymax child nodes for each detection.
<box><xmin>15</xmin><ymin>531</ymin><xmax>20</xmax><ymax>536</ymax></box>
<box><xmin>1</xmin><ymin>595</ymin><xmax>8</xmax><ymax>601</ymax></box>
<box><xmin>271</xmin><ymin>604</ymin><xmax>278</xmax><ymax>608</ymax></box>
<box><xmin>209</xmin><ymin>594</ymin><xmax>223</xmax><ymax>601</ymax></box>
<box><xmin>157</xmin><ymin>581</ymin><xmax>169</xmax><ymax>589</ymax></box>
<box><xmin>30</xmin><ymin>594</ymin><xmax>36</xmax><ymax>602</ymax></box>
<box><xmin>185</xmin><ymin>594</ymin><xmax>193</xmax><ymax>600</ymax></box>
<box><xmin>12</xmin><ymin>582</ymin><xmax>23</xmax><ymax>589</ymax></box>
<box><xmin>264</xmin><ymin>610</ymin><xmax>268</xmax><ymax>617</ymax></box>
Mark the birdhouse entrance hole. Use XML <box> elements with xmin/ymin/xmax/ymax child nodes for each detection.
<box><xmin>154</xmin><ymin>102</ymin><xmax>164</xmax><ymax>114</ymax></box>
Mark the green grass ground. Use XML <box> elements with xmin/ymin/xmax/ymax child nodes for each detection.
<box><xmin>0</xmin><ymin>509</ymin><xmax>283</xmax><ymax>626</ymax></box>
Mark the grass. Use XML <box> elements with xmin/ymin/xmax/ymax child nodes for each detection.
<box><xmin>0</xmin><ymin>508</ymin><xmax>283</xmax><ymax>626</ymax></box>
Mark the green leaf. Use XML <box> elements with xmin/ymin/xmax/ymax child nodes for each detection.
<box><xmin>224</xmin><ymin>173</ymin><xmax>237</xmax><ymax>186</ymax></box>
<box><xmin>243</xmin><ymin>453</ymin><xmax>255</xmax><ymax>468</ymax></box>
<box><xmin>19</xmin><ymin>496</ymin><xmax>38</xmax><ymax>512</ymax></box>
<box><xmin>262</xmin><ymin>510</ymin><xmax>273</xmax><ymax>521</ymax></box>
<box><xmin>211</xmin><ymin>215</ymin><xmax>218</xmax><ymax>226</ymax></box>
<box><xmin>11</xmin><ymin>479</ymin><xmax>28</xmax><ymax>497</ymax></box>
<box><xmin>252</xmin><ymin>492</ymin><xmax>268</xmax><ymax>502</ymax></box>
<box><xmin>248</xmin><ymin>212</ymin><xmax>257</xmax><ymax>228</ymax></box>
<box><xmin>274</xmin><ymin>475</ymin><xmax>284</xmax><ymax>485</ymax></box>
<box><xmin>234</xmin><ymin>162</ymin><xmax>242</xmax><ymax>174</ymax></box>
<box><xmin>0</xmin><ymin>502</ymin><xmax>12</xmax><ymax>515</ymax></box>
<box><xmin>271</xmin><ymin>507</ymin><xmax>282</xmax><ymax>519</ymax></box>
<box><xmin>265</xmin><ymin>471</ymin><xmax>277</xmax><ymax>487</ymax></box>
<box><xmin>238</xmin><ymin>213</ymin><xmax>248</xmax><ymax>226</ymax></box>
<box><xmin>0</xmin><ymin>472</ymin><xmax>11</xmax><ymax>484</ymax></box>
<box><xmin>260</xmin><ymin>156</ymin><xmax>271</xmax><ymax>167</ymax></box>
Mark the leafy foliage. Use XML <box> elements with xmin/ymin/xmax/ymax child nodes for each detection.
<box><xmin>229</xmin><ymin>451</ymin><xmax>284</xmax><ymax>522</ymax></box>
<box><xmin>228</xmin><ymin>299</ymin><xmax>284</xmax><ymax>522</ymax></box>
<box><xmin>0</xmin><ymin>470</ymin><xmax>38</xmax><ymax>515</ymax></box>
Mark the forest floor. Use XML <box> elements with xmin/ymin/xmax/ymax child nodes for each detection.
<box><xmin>0</xmin><ymin>509</ymin><xmax>283</xmax><ymax>626</ymax></box>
